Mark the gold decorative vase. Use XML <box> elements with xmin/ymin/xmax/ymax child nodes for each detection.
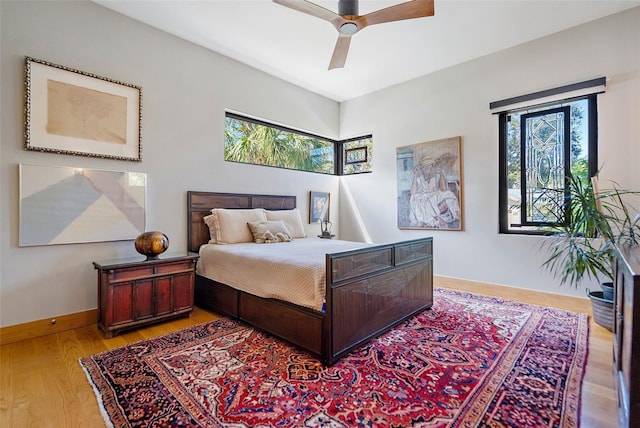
<box><xmin>134</xmin><ymin>231</ymin><xmax>169</xmax><ymax>260</ymax></box>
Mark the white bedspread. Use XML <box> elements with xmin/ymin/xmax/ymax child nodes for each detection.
<box><xmin>197</xmin><ymin>238</ymin><xmax>370</xmax><ymax>311</ymax></box>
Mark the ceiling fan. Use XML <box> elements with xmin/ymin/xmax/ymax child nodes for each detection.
<box><xmin>273</xmin><ymin>0</ymin><xmax>435</xmax><ymax>70</ymax></box>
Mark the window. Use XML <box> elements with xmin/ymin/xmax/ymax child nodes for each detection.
<box><xmin>498</xmin><ymin>95</ymin><xmax>598</xmax><ymax>234</ymax></box>
<box><xmin>224</xmin><ymin>112</ymin><xmax>372</xmax><ymax>175</ymax></box>
<box><xmin>339</xmin><ymin>137</ymin><xmax>373</xmax><ymax>175</ymax></box>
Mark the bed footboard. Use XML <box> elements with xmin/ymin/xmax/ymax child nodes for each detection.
<box><xmin>195</xmin><ymin>237</ymin><xmax>433</xmax><ymax>366</ymax></box>
<box><xmin>324</xmin><ymin>238</ymin><xmax>433</xmax><ymax>364</ymax></box>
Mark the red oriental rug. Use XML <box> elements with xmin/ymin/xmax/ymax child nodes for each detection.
<box><xmin>80</xmin><ymin>288</ymin><xmax>588</xmax><ymax>427</ymax></box>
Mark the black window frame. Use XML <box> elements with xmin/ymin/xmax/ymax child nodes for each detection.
<box><xmin>225</xmin><ymin>112</ymin><xmax>372</xmax><ymax>176</ymax></box>
<box><xmin>498</xmin><ymin>94</ymin><xmax>599</xmax><ymax>235</ymax></box>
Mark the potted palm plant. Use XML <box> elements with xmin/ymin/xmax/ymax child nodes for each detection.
<box><xmin>540</xmin><ymin>173</ymin><xmax>640</xmax><ymax>330</ymax></box>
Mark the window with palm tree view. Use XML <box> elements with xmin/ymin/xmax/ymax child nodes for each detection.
<box><xmin>499</xmin><ymin>95</ymin><xmax>598</xmax><ymax>234</ymax></box>
<box><xmin>225</xmin><ymin>112</ymin><xmax>372</xmax><ymax>175</ymax></box>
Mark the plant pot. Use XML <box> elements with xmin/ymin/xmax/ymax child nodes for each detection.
<box><xmin>601</xmin><ymin>282</ymin><xmax>614</xmax><ymax>301</ymax></box>
<box><xmin>588</xmin><ymin>290</ymin><xmax>614</xmax><ymax>331</ymax></box>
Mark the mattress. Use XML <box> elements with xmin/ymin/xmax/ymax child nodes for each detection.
<box><xmin>197</xmin><ymin>238</ymin><xmax>370</xmax><ymax>311</ymax></box>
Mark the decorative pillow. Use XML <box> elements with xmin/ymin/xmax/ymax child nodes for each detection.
<box><xmin>203</xmin><ymin>214</ymin><xmax>217</xmax><ymax>244</ymax></box>
<box><xmin>265</xmin><ymin>209</ymin><xmax>306</xmax><ymax>238</ymax></box>
<box><xmin>210</xmin><ymin>208</ymin><xmax>267</xmax><ymax>244</ymax></box>
<box><xmin>247</xmin><ymin>220</ymin><xmax>293</xmax><ymax>244</ymax></box>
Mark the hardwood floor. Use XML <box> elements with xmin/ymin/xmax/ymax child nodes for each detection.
<box><xmin>0</xmin><ymin>277</ymin><xmax>617</xmax><ymax>427</ymax></box>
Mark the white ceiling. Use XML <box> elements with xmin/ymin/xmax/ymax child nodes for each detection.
<box><xmin>94</xmin><ymin>0</ymin><xmax>640</xmax><ymax>102</ymax></box>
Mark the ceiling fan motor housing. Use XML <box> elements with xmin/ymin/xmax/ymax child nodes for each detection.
<box><xmin>338</xmin><ymin>0</ymin><xmax>359</xmax><ymax>16</ymax></box>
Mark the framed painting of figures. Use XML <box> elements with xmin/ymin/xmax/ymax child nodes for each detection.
<box><xmin>396</xmin><ymin>137</ymin><xmax>463</xmax><ymax>230</ymax></box>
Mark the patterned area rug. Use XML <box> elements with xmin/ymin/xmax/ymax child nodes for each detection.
<box><xmin>80</xmin><ymin>288</ymin><xmax>588</xmax><ymax>427</ymax></box>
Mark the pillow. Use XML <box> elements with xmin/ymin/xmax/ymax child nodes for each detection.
<box><xmin>202</xmin><ymin>214</ymin><xmax>217</xmax><ymax>244</ymax></box>
<box><xmin>247</xmin><ymin>220</ymin><xmax>292</xmax><ymax>244</ymax></box>
<box><xmin>265</xmin><ymin>209</ymin><xmax>306</xmax><ymax>238</ymax></box>
<box><xmin>210</xmin><ymin>208</ymin><xmax>266</xmax><ymax>244</ymax></box>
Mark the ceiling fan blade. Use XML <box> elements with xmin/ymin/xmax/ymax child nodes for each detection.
<box><xmin>328</xmin><ymin>34</ymin><xmax>351</xmax><ymax>70</ymax></box>
<box><xmin>363</xmin><ymin>0</ymin><xmax>434</xmax><ymax>27</ymax></box>
<box><xmin>273</xmin><ymin>0</ymin><xmax>344</xmax><ymax>27</ymax></box>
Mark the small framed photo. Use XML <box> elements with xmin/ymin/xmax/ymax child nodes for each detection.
<box><xmin>309</xmin><ymin>191</ymin><xmax>330</xmax><ymax>223</ymax></box>
<box><xmin>25</xmin><ymin>57</ymin><xmax>142</xmax><ymax>161</ymax></box>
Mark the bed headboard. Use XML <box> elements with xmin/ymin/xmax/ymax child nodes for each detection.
<box><xmin>187</xmin><ymin>191</ymin><xmax>297</xmax><ymax>252</ymax></box>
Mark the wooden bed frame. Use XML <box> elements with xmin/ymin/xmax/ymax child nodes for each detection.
<box><xmin>187</xmin><ymin>191</ymin><xmax>433</xmax><ymax>365</ymax></box>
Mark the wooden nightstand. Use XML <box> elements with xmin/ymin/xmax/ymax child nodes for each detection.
<box><xmin>93</xmin><ymin>252</ymin><xmax>199</xmax><ymax>338</ymax></box>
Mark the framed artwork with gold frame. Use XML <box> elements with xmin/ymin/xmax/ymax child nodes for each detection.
<box><xmin>25</xmin><ymin>57</ymin><xmax>142</xmax><ymax>161</ymax></box>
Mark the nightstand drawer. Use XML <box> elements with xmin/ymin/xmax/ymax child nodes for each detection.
<box><xmin>108</xmin><ymin>266</ymin><xmax>155</xmax><ymax>282</ymax></box>
<box><xmin>155</xmin><ymin>260</ymin><xmax>195</xmax><ymax>274</ymax></box>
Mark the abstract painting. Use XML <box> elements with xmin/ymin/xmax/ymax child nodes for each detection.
<box><xmin>397</xmin><ymin>137</ymin><xmax>463</xmax><ymax>230</ymax></box>
<box><xmin>19</xmin><ymin>164</ymin><xmax>146</xmax><ymax>246</ymax></box>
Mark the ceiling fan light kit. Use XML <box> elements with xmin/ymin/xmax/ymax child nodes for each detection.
<box><xmin>273</xmin><ymin>0</ymin><xmax>435</xmax><ymax>70</ymax></box>
<box><xmin>340</xmin><ymin>22</ymin><xmax>358</xmax><ymax>35</ymax></box>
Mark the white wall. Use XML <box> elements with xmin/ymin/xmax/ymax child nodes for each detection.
<box><xmin>2</xmin><ymin>2</ymin><xmax>638</xmax><ymax>328</ymax></box>
<box><xmin>339</xmin><ymin>7</ymin><xmax>640</xmax><ymax>298</ymax></box>
<box><xmin>0</xmin><ymin>1</ymin><xmax>340</xmax><ymax>327</ymax></box>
